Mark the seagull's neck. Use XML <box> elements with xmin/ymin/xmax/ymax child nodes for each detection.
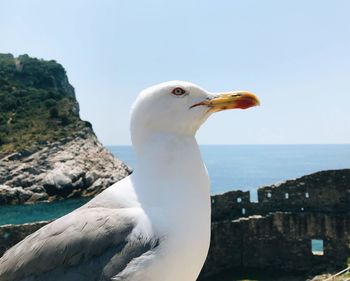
<box><xmin>130</xmin><ymin>132</ymin><xmax>211</xmax><ymax>281</ymax></box>
<box><xmin>132</xmin><ymin>132</ymin><xmax>210</xmax><ymax>207</ymax></box>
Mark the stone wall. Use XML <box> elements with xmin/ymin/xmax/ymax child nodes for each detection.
<box><xmin>211</xmin><ymin>169</ymin><xmax>350</xmax><ymax>222</ymax></box>
<box><xmin>201</xmin><ymin>212</ymin><xmax>350</xmax><ymax>279</ymax></box>
<box><xmin>200</xmin><ymin>169</ymin><xmax>350</xmax><ymax>279</ymax></box>
<box><xmin>257</xmin><ymin>169</ymin><xmax>350</xmax><ymax>212</ymax></box>
<box><xmin>0</xmin><ymin>221</ymin><xmax>49</xmax><ymax>257</ymax></box>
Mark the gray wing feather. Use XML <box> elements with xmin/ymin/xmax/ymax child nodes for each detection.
<box><xmin>0</xmin><ymin>207</ymin><xmax>158</xmax><ymax>281</ymax></box>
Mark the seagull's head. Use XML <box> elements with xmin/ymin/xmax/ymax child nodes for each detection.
<box><xmin>130</xmin><ymin>80</ymin><xmax>260</xmax><ymax>147</ymax></box>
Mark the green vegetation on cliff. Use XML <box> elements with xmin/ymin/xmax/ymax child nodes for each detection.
<box><xmin>0</xmin><ymin>54</ymin><xmax>91</xmax><ymax>157</ymax></box>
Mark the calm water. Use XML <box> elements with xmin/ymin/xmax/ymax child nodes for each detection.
<box><xmin>109</xmin><ymin>144</ymin><xmax>350</xmax><ymax>200</ymax></box>
<box><xmin>0</xmin><ymin>197</ymin><xmax>91</xmax><ymax>225</ymax></box>
<box><xmin>0</xmin><ymin>145</ymin><xmax>349</xmax><ymax>225</ymax></box>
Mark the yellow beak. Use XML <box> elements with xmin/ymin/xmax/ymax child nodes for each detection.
<box><xmin>190</xmin><ymin>91</ymin><xmax>260</xmax><ymax>113</ymax></box>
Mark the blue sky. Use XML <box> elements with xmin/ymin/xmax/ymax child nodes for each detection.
<box><xmin>1</xmin><ymin>0</ymin><xmax>350</xmax><ymax>145</ymax></box>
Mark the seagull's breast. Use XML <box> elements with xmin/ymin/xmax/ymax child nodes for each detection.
<box><xmin>108</xmin><ymin>136</ymin><xmax>211</xmax><ymax>281</ymax></box>
<box><xmin>138</xmin><ymin>183</ymin><xmax>211</xmax><ymax>281</ymax></box>
<box><xmin>157</xmin><ymin>190</ymin><xmax>211</xmax><ymax>281</ymax></box>
<box><xmin>133</xmin><ymin>144</ymin><xmax>211</xmax><ymax>280</ymax></box>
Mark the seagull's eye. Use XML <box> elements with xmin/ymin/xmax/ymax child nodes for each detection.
<box><xmin>172</xmin><ymin>87</ymin><xmax>186</xmax><ymax>96</ymax></box>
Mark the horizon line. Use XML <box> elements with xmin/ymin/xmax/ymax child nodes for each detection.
<box><xmin>104</xmin><ymin>143</ymin><xmax>350</xmax><ymax>146</ymax></box>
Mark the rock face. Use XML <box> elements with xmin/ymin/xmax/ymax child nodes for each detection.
<box><xmin>0</xmin><ymin>129</ymin><xmax>131</xmax><ymax>204</ymax></box>
<box><xmin>0</xmin><ymin>54</ymin><xmax>131</xmax><ymax>204</ymax></box>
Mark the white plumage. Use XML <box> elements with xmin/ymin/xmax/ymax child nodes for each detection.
<box><xmin>0</xmin><ymin>80</ymin><xmax>259</xmax><ymax>281</ymax></box>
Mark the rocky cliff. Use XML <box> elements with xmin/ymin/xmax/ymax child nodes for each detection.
<box><xmin>0</xmin><ymin>54</ymin><xmax>131</xmax><ymax>204</ymax></box>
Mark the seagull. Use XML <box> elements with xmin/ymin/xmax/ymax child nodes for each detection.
<box><xmin>0</xmin><ymin>81</ymin><xmax>260</xmax><ymax>281</ymax></box>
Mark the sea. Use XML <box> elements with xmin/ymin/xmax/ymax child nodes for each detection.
<box><xmin>1</xmin><ymin>144</ymin><xmax>350</xmax><ymax>226</ymax></box>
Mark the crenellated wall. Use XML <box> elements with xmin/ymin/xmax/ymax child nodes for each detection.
<box><xmin>200</xmin><ymin>169</ymin><xmax>350</xmax><ymax>279</ymax></box>
<box><xmin>211</xmin><ymin>169</ymin><xmax>350</xmax><ymax>222</ymax></box>
<box><xmin>257</xmin><ymin>169</ymin><xmax>350</xmax><ymax>212</ymax></box>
